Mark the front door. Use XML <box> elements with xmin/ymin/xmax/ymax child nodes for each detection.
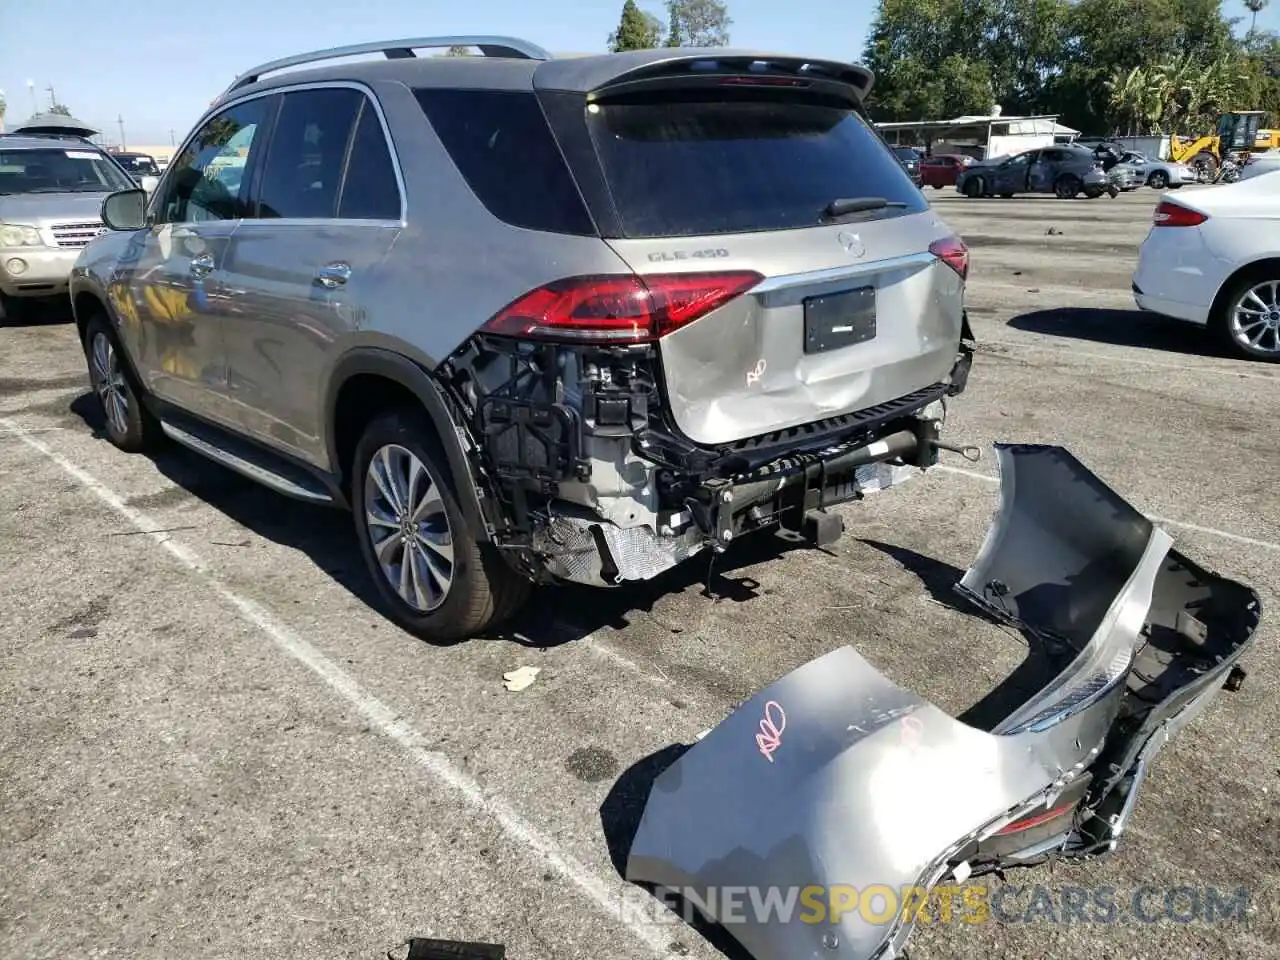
<box><xmin>1027</xmin><ymin>151</ymin><xmax>1054</xmax><ymax>192</ymax></box>
<box><xmin>219</xmin><ymin>86</ymin><xmax>402</xmax><ymax>466</ymax></box>
<box><xmin>114</xmin><ymin>97</ymin><xmax>273</xmax><ymax>424</ymax></box>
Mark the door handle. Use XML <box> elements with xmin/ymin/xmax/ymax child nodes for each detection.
<box><xmin>189</xmin><ymin>252</ymin><xmax>215</xmax><ymax>278</ymax></box>
<box><xmin>315</xmin><ymin>262</ymin><xmax>351</xmax><ymax>288</ymax></box>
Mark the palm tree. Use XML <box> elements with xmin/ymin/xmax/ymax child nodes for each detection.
<box><xmin>1245</xmin><ymin>0</ymin><xmax>1269</xmax><ymax>35</ymax></box>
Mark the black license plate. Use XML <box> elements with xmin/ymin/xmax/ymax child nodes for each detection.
<box><xmin>803</xmin><ymin>286</ymin><xmax>876</xmax><ymax>354</ymax></box>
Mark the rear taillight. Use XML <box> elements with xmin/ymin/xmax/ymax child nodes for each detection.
<box><xmin>1153</xmin><ymin>200</ymin><xmax>1208</xmax><ymax>227</ymax></box>
<box><xmin>929</xmin><ymin>236</ymin><xmax>969</xmax><ymax>280</ymax></box>
<box><xmin>994</xmin><ymin>801</ymin><xmax>1077</xmax><ymax>836</ymax></box>
<box><xmin>481</xmin><ymin>271</ymin><xmax>763</xmax><ymax>344</ymax></box>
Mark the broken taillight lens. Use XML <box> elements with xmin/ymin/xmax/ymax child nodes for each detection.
<box><xmin>1152</xmin><ymin>200</ymin><xmax>1208</xmax><ymax>227</ymax></box>
<box><xmin>994</xmin><ymin>801</ymin><xmax>1077</xmax><ymax>836</ymax></box>
<box><xmin>481</xmin><ymin>271</ymin><xmax>763</xmax><ymax>344</ymax></box>
<box><xmin>929</xmin><ymin>235</ymin><xmax>969</xmax><ymax>280</ymax></box>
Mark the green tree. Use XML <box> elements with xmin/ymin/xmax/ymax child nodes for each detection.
<box><xmin>664</xmin><ymin>0</ymin><xmax>730</xmax><ymax>47</ymax></box>
<box><xmin>1245</xmin><ymin>0</ymin><xmax>1270</xmax><ymax>34</ymax></box>
<box><xmin>444</xmin><ymin>45</ymin><xmax>473</xmax><ymax>56</ymax></box>
<box><xmin>610</xmin><ymin>0</ymin><xmax>663</xmax><ymax>51</ymax></box>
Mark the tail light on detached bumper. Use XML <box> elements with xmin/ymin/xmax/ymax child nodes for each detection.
<box><xmin>1153</xmin><ymin>200</ymin><xmax>1208</xmax><ymax>227</ymax></box>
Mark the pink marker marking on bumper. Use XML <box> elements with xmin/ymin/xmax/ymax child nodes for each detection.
<box><xmin>756</xmin><ymin>700</ymin><xmax>786</xmax><ymax>762</ymax></box>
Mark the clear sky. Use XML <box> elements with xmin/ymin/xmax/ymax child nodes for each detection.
<box><xmin>2</xmin><ymin>0</ymin><xmax>1277</xmax><ymax>147</ymax></box>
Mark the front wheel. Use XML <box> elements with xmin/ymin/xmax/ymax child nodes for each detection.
<box><xmin>352</xmin><ymin>409</ymin><xmax>532</xmax><ymax>643</ymax></box>
<box><xmin>83</xmin><ymin>314</ymin><xmax>162</xmax><ymax>452</ymax></box>
<box><xmin>963</xmin><ymin>177</ymin><xmax>983</xmax><ymax>198</ymax></box>
<box><xmin>1214</xmin><ymin>274</ymin><xmax>1280</xmax><ymax>362</ymax></box>
<box><xmin>1147</xmin><ymin>170</ymin><xmax>1169</xmax><ymax>189</ymax></box>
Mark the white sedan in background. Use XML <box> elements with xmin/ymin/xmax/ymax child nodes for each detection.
<box><xmin>1133</xmin><ymin>174</ymin><xmax>1280</xmax><ymax>360</ymax></box>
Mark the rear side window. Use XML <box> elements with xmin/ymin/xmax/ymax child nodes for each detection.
<box><xmin>585</xmin><ymin>97</ymin><xmax>928</xmax><ymax>238</ymax></box>
<box><xmin>414</xmin><ymin>89</ymin><xmax>595</xmax><ymax>236</ymax></box>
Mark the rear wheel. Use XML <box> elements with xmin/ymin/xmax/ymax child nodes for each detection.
<box><xmin>1055</xmin><ymin>175</ymin><xmax>1082</xmax><ymax>199</ymax></box>
<box><xmin>1147</xmin><ymin>170</ymin><xmax>1169</xmax><ymax>189</ymax></box>
<box><xmin>352</xmin><ymin>409</ymin><xmax>531</xmax><ymax>642</ymax></box>
<box><xmin>83</xmin><ymin>313</ymin><xmax>162</xmax><ymax>452</ymax></box>
<box><xmin>1214</xmin><ymin>273</ymin><xmax>1280</xmax><ymax>362</ymax></box>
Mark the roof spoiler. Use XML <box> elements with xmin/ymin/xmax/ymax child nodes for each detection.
<box><xmin>534</xmin><ymin>52</ymin><xmax>875</xmax><ymax>103</ymax></box>
<box><xmin>220</xmin><ymin>35</ymin><xmax>552</xmax><ymax>98</ymax></box>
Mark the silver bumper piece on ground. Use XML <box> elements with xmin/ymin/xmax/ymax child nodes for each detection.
<box><xmin>623</xmin><ymin>443</ymin><xmax>1260</xmax><ymax>960</ymax></box>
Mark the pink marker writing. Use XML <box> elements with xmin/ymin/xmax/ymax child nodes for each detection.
<box><xmin>756</xmin><ymin>700</ymin><xmax>787</xmax><ymax>762</ymax></box>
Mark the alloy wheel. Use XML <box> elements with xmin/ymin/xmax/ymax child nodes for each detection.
<box><xmin>90</xmin><ymin>332</ymin><xmax>129</xmax><ymax>435</ymax></box>
<box><xmin>1229</xmin><ymin>280</ymin><xmax>1280</xmax><ymax>358</ymax></box>
<box><xmin>363</xmin><ymin>443</ymin><xmax>455</xmax><ymax>612</ymax></box>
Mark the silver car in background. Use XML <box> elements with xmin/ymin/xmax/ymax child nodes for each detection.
<box><xmin>1111</xmin><ymin>150</ymin><xmax>1197</xmax><ymax>189</ymax></box>
<box><xmin>0</xmin><ymin>134</ymin><xmax>136</xmax><ymax>321</ymax></box>
<box><xmin>70</xmin><ymin>37</ymin><xmax>976</xmax><ymax>642</ymax></box>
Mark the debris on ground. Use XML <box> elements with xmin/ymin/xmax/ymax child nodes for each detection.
<box><xmin>502</xmin><ymin>666</ymin><xmax>540</xmax><ymax>692</ymax></box>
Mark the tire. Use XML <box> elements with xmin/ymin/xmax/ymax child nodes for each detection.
<box><xmin>963</xmin><ymin>177</ymin><xmax>983</xmax><ymax>198</ymax></box>
<box><xmin>1147</xmin><ymin>170</ymin><xmax>1169</xmax><ymax>189</ymax></box>
<box><xmin>352</xmin><ymin>408</ymin><xmax>531</xmax><ymax>642</ymax></box>
<box><xmin>1055</xmin><ymin>175</ymin><xmax>1082</xmax><ymax>199</ymax></box>
<box><xmin>1000</xmin><ymin>193</ymin><xmax>1014</xmax><ymax>199</ymax></box>
<box><xmin>1212</xmin><ymin>272</ymin><xmax>1280</xmax><ymax>362</ymax></box>
<box><xmin>1191</xmin><ymin>152</ymin><xmax>1218</xmax><ymax>181</ymax></box>
<box><xmin>1083</xmin><ymin>187</ymin><xmax>1103</xmax><ymax>199</ymax></box>
<box><xmin>1108</xmin><ymin>185</ymin><xmax>1120</xmax><ymax>198</ymax></box>
<box><xmin>83</xmin><ymin>313</ymin><xmax>162</xmax><ymax>452</ymax></box>
<box><xmin>0</xmin><ymin>293</ymin><xmax>27</xmax><ymax>324</ymax></box>
<box><xmin>932</xmin><ymin>184</ymin><xmax>943</xmax><ymax>190</ymax></box>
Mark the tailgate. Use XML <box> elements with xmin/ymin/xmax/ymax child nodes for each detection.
<box><xmin>607</xmin><ymin>218</ymin><xmax>962</xmax><ymax>446</ymax></box>
<box><xmin>548</xmin><ymin>82</ymin><xmax>966</xmax><ymax>447</ymax></box>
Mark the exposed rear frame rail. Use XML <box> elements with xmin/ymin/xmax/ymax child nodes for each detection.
<box><xmin>223</xmin><ymin>35</ymin><xmax>553</xmax><ymax>95</ymax></box>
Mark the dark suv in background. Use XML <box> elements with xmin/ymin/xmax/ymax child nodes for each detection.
<box><xmin>71</xmin><ymin>36</ymin><xmax>975</xmax><ymax>641</ymax></box>
<box><xmin>892</xmin><ymin>145</ymin><xmax>923</xmax><ymax>186</ymax></box>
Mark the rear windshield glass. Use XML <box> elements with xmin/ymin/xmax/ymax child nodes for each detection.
<box><xmin>585</xmin><ymin>97</ymin><xmax>927</xmax><ymax>238</ymax></box>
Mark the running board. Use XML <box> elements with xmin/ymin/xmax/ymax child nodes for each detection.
<box><xmin>159</xmin><ymin>419</ymin><xmax>334</xmax><ymax>504</ymax></box>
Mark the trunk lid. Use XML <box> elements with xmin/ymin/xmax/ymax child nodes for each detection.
<box><xmin>546</xmin><ymin>82</ymin><xmax>967</xmax><ymax>447</ymax></box>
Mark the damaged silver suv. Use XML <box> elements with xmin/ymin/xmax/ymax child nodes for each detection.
<box><xmin>71</xmin><ymin>37</ymin><xmax>975</xmax><ymax>641</ymax></box>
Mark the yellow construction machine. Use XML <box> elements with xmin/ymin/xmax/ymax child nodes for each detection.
<box><xmin>1168</xmin><ymin>110</ymin><xmax>1279</xmax><ymax>178</ymax></box>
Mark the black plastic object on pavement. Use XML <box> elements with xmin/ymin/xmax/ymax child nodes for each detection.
<box><xmin>398</xmin><ymin>938</ymin><xmax>505</xmax><ymax>960</ymax></box>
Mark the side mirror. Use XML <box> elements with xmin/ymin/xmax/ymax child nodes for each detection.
<box><xmin>101</xmin><ymin>188</ymin><xmax>148</xmax><ymax>231</ymax></box>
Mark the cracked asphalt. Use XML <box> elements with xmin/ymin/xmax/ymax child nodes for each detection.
<box><xmin>1</xmin><ymin>186</ymin><xmax>1277</xmax><ymax>960</ymax></box>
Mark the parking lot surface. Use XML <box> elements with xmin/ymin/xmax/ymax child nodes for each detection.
<box><xmin>2</xmin><ymin>186</ymin><xmax>1278</xmax><ymax>960</ymax></box>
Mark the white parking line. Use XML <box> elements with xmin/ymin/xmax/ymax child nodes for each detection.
<box><xmin>0</xmin><ymin>417</ymin><xmax>670</xmax><ymax>957</ymax></box>
<box><xmin>936</xmin><ymin>463</ymin><xmax>1280</xmax><ymax>553</ymax></box>
<box><xmin>977</xmin><ymin>338</ymin><xmax>1280</xmax><ymax>382</ymax></box>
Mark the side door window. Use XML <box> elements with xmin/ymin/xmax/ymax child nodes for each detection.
<box><xmin>337</xmin><ymin>100</ymin><xmax>403</xmax><ymax>220</ymax></box>
<box><xmin>255</xmin><ymin>87</ymin><xmax>364</xmax><ymax>219</ymax></box>
<box><xmin>156</xmin><ymin>99</ymin><xmax>269</xmax><ymax>224</ymax></box>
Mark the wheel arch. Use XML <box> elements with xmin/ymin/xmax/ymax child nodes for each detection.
<box><xmin>325</xmin><ymin>348</ymin><xmax>493</xmax><ymax>541</ymax></box>
<box><xmin>1208</xmin><ymin>256</ymin><xmax>1280</xmax><ymax>326</ymax></box>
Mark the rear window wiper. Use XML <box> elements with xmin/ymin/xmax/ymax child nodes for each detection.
<box><xmin>820</xmin><ymin>197</ymin><xmax>908</xmax><ymax>223</ymax></box>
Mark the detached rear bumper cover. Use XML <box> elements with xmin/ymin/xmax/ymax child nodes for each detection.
<box><xmin>624</xmin><ymin>444</ymin><xmax>1259</xmax><ymax>960</ymax></box>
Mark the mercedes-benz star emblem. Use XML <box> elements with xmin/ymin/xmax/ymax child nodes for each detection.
<box><xmin>837</xmin><ymin>230</ymin><xmax>865</xmax><ymax>257</ymax></box>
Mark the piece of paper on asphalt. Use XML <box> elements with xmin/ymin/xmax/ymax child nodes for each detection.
<box><xmin>502</xmin><ymin>666</ymin><xmax>540</xmax><ymax>692</ymax></box>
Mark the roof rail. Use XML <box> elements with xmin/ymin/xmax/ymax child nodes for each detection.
<box><xmin>0</xmin><ymin>131</ymin><xmax>96</xmax><ymax>144</ymax></box>
<box><xmin>223</xmin><ymin>35</ymin><xmax>552</xmax><ymax>95</ymax></box>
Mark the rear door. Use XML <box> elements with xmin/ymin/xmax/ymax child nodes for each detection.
<box><xmin>219</xmin><ymin>85</ymin><xmax>401</xmax><ymax>466</ymax></box>
<box><xmin>561</xmin><ymin>90</ymin><xmax>962</xmax><ymax>447</ymax></box>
